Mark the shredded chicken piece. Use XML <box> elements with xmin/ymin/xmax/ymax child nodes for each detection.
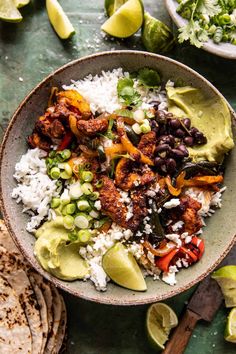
<box><xmin>27</xmin><ymin>132</ymin><xmax>51</xmax><ymax>151</ymax></box>
<box><xmin>180</xmin><ymin>196</ymin><xmax>203</xmax><ymax>235</ymax></box>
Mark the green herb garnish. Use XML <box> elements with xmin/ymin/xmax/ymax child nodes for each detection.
<box><xmin>117</xmin><ymin>77</ymin><xmax>141</xmax><ymax>107</ymax></box>
<box><xmin>137</xmin><ymin>68</ymin><xmax>161</xmax><ymax>88</ymax></box>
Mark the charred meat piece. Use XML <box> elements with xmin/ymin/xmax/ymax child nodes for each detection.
<box><xmin>27</xmin><ymin>132</ymin><xmax>51</xmax><ymax>151</ymax></box>
<box><xmin>115</xmin><ymin>158</ymin><xmax>155</xmax><ymax>191</ymax></box>
<box><xmin>137</xmin><ymin>131</ymin><xmax>156</xmax><ymax>158</ymax></box>
<box><xmin>128</xmin><ymin>189</ymin><xmax>148</xmax><ymax>231</ymax></box>
<box><xmin>35</xmin><ymin>118</ymin><xmax>65</xmax><ymax>139</ymax></box>
<box><xmin>77</xmin><ymin>117</ymin><xmax>108</xmax><ymax>136</ymax></box>
<box><xmin>180</xmin><ymin>195</ymin><xmax>203</xmax><ymax>235</ymax></box>
<box><xmin>99</xmin><ymin>176</ymin><xmax>128</xmax><ymax>228</ymax></box>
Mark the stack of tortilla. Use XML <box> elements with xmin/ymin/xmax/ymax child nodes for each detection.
<box><xmin>0</xmin><ymin>220</ymin><xmax>67</xmax><ymax>354</ymax></box>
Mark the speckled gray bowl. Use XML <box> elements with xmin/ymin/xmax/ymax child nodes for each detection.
<box><xmin>0</xmin><ymin>51</ymin><xmax>235</xmax><ymax>305</ymax></box>
<box><xmin>165</xmin><ymin>0</ymin><xmax>236</xmax><ymax>60</ymax></box>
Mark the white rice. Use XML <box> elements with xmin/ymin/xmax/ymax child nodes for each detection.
<box><xmin>63</xmin><ymin>68</ymin><xmax>167</xmax><ymax>114</ymax></box>
<box><xmin>12</xmin><ymin>148</ymin><xmax>59</xmax><ymax>232</ymax></box>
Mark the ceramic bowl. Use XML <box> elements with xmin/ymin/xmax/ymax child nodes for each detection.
<box><xmin>0</xmin><ymin>51</ymin><xmax>235</xmax><ymax>305</ymax></box>
<box><xmin>165</xmin><ymin>0</ymin><xmax>236</xmax><ymax>60</ymax></box>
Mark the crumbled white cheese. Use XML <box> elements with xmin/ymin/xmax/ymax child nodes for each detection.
<box><xmin>94</xmin><ymin>200</ymin><xmax>101</xmax><ymax>210</ymax></box>
<box><xmin>88</xmin><ymin>257</ymin><xmax>107</xmax><ymax>291</ymax></box>
<box><xmin>182</xmin><ymin>259</ymin><xmax>189</xmax><ymax>268</ymax></box>
<box><xmin>172</xmin><ymin>221</ymin><xmax>184</xmax><ymax>232</ymax></box>
<box><xmin>162</xmin><ymin>271</ymin><xmax>177</xmax><ymax>286</ymax></box>
<box><xmin>166</xmin><ymin>233</ymin><xmax>182</xmax><ymax>247</ymax></box>
<box><xmin>128</xmin><ymin>242</ymin><xmax>144</xmax><ymax>259</ymax></box>
<box><xmin>163</xmin><ymin>198</ymin><xmax>180</xmax><ymax>209</ymax></box>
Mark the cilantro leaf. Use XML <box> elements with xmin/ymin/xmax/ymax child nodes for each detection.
<box><xmin>178</xmin><ymin>19</ymin><xmax>206</xmax><ymax>48</ymax></box>
<box><xmin>137</xmin><ymin>68</ymin><xmax>161</xmax><ymax>88</ymax></box>
<box><xmin>117</xmin><ymin>77</ymin><xmax>141</xmax><ymax>107</ymax></box>
<box><xmin>197</xmin><ymin>0</ymin><xmax>221</xmax><ymax>17</ymax></box>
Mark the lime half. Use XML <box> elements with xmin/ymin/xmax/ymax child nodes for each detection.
<box><xmin>105</xmin><ymin>0</ymin><xmax>128</xmax><ymax>17</ymax></box>
<box><xmin>0</xmin><ymin>0</ymin><xmax>22</xmax><ymax>22</ymax></box>
<box><xmin>101</xmin><ymin>0</ymin><xmax>144</xmax><ymax>38</ymax></box>
<box><xmin>102</xmin><ymin>242</ymin><xmax>147</xmax><ymax>291</ymax></box>
<box><xmin>212</xmin><ymin>265</ymin><xmax>236</xmax><ymax>307</ymax></box>
<box><xmin>146</xmin><ymin>303</ymin><xmax>178</xmax><ymax>351</ymax></box>
<box><xmin>14</xmin><ymin>0</ymin><xmax>30</xmax><ymax>8</ymax></box>
<box><xmin>46</xmin><ymin>0</ymin><xmax>75</xmax><ymax>39</ymax></box>
<box><xmin>225</xmin><ymin>308</ymin><xmax>236</xmax><ymax>343</ymax></box>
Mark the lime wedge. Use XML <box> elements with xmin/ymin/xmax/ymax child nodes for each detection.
<box><xmin>212</xmin><ymin>265</ymin><xmax>236</xmax><ymax>307</ymax></box>
<box><xmin>46</xmin><ymin>0</ymin><xmax>75</xmax><ymax>40</ymax></box>
<box><xmin>101</xmin><ymin>0</ymin><xmax>144</xmax><ymax>38</ymax></box>
<box><xmin>141</xmin><ymin>12</ymin><xmax>175</xmax><ymax>53</ymax></box>
<box><xmin>0</xmin><ymin>0</ymin><xmax>22</xmax><ymax>22</ymax></box>
<box><xmin>102</xmin><ymin>242</ymin><xmax>147</xmax><ymax>291</ymax></box>
<box><xmin>14</xmin><ymin>0</ymin><xmax>30</xmax><ymax>8</ymax></box>
<box><xmin>105</xmin><ymin>0</ymin><xmax>128</xmax><ymax>17</ymax></box>
<box><xmin>225</xmin><ymin>307</ymin><xmax>236</xmax><ymax>343</ymax></box>
<box><xmin>146</xmin><ymin>303</ymin><xmax>178</xmax><ymax>351</ymax></box>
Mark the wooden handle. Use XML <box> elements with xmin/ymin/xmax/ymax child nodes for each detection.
<box><xmin>162</xmin><ymin>309</ymin><xmax>201</xmax><ymax>354</ymax></box>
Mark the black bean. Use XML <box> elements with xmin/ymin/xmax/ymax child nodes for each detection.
<box><xmin>194</xmin><ymin>132</ymin><xmax>207</xmax><ymax>145</ymax></box>
<box><xmin>184</xmin><ymin>136</ymin><xmax>194</xmax><ymax>146</ymax></box>
<box><xmin>158</xmin><ymin>135</ymin><xmax>175</xmax><ymax>147</ymax></box>
<box><xmin>166</xmin><ymin>158</ymin><xmax>177</xmax><ymax>174</ymax></box>
<box><xmin>154</xmin><ymin>157</ymin><xmax>165</xmax><ymax>168</ymax></box>
<box><xmin>177</xmin><ymin>144</ymin><xmax>189</xmax><ymax>157</ymax></box>
<box><xmin>159</xmin><ymin>125</ymin><xmax>167</xmax><ymax>135</ymax></box>
<box><xmin>155</xmin><ymin>110</ymin><xmax>166</xmax><ymax>124</ymax></box>
<box><xmin>189</xmin><ymin>127</ymin><xmax>199</xmax><ymax>137</ymax></box>
<box><xmin>169</xmin><ymin>118</ymin><xmax>181</xmax><ymax>130</ymax></box>
<box><xmin>150</xmin><ymin>120</ymin><xmax>159</xmax><ymax>133</ymax></box>
<box><xmin>155</xmin><ymin>144</ymin><xmax>170</xmax><ymax>155</ymax></box>
<box><xmin>175</xmin><ymin>129</ymin><xmax>185</xmax><ymax>138</ymax></box>
<box><xmin>171</xmin><ymin>148</ymin><xmax>186</xmax><ymax>159</ymax></box>
<box><xmin>182</xmin><ymin>118</ymin><xmax>191</xmax><ymax>129</ymax></box>
<box><xmin>166</xmin><ymin>112</ymin><xmax>174</xmax><ymax>119</ymax></box>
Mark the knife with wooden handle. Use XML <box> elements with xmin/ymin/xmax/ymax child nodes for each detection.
<box><xmin>162</xmin><ymin>245</ymin><xmax>236</xmax><ymax>354</ymax></box>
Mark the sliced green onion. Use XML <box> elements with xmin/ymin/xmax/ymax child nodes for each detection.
<box><xmin>89</xmin><ymin>210</ymin><xmax>100</xmax><ymax>219</ymax></box>
<box><xmin>64</xmin><ymin>163</ymin><xmax>72</xmax><ymax>175</ymax></box>
<box><xmin>140</xmin><ymin>123</ymin><xmax>151</xmax><ymax>133</ymax></box>
<box><xmin>64</xmin><ymin>203</ymin><xmax>76</xmax><ymax>215</ymax></box>
<box><xmin>60</xmin><ymin>171</ymin><xmax>71</xmax><ymax>179</ymax></box>
<box><xmin>68</xmin><ymin>232</ymin><xmax>78</xmax><ymax>242</ymax></box>
<box><xmin>95</xmin><ymin>180</ymin><xmax>103</xmax><ymax>189</ymax></box>
<box><xmin>49</xmin><ymin>150</ymin><xmax>57</xmax><ymax>158</ymax></box>
<box><xmin>74</xmin><ymin>214</ymin><xmax>91</xmax><ymax>229</ymax></box>
<box><xmin>50</xmin><ymin>167</ymin><xmax>60</xmax><ymax>179</ymax></box>
<box><xmin>81</xmin><ymin>171</ymin><xmax>94</xmax><ymax>182</ymax></box>
<box><xmin>50</xmin><ymin>198</ymin><xmax>61</xmax><ymax>209</ymax></box>
<box><xmin>69</xmin><ymin>182</ymin><xmax>83</xmax><ymax>200</ymax></box>
<box><xmin>81</xmin><ymin>183</ymin><xmax>93</xmax><ymax>195</ymax></box>
<box><xmin>63</xmin><ymin>215</ymin><xmax>74</xmax><ymax>229</ymax></box>
<box><xmin>133</xmin><ymin>109</ymin><xmax>145</xmax><ymax>123</ymax></box>
<box><xmin>60</xmin><ymin>190</ymin><xmax>71</xmax><ymax>205</ymax></box>
<box><xmin>88</xmin><ymin>192</ymin><xmax>99</xmax><ymax>201</ymax></box>
<box><xmin>78</xmin><ymin>229</ymin><xmax>91</xmax><ymax>243</ymax></box>
<box><xmin>77</xmin><ymin>200</ymin><xmax>91</xmax><ymax>211</ymax></box>
<box><xmin>94</xmin><ymin>217</ymin><xmax>109</xmax><ymax>229</ymax></box>
<box><xmin>132</xmin><ymin>123</ymin><xmax>142</xmax><ymax>135</ymax></box>
<box><xmin>60</xmin><ymin>149</ymin><xmax>71</xmax><ymax>160</ymax></box>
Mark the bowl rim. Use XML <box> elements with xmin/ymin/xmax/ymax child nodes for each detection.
<box><xmin>164</xmin><ymin>0</ymin><xmax>236</xmax><ymax>60</ymax></box>
<box><xmin>0</xmin><ymin>50</ymin><xmax>236</xmax><ymax>305</ymax></box>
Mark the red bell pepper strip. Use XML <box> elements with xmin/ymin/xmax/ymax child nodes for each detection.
<box><xmin>190</xmin><ymin>236</ymin><xmax>205</xmax><ymax>260</ymax></box>
<box><xmin>155</xmin><ymin>248</ymin><xmax>179</xmax><ymax>273</ymax></box>
<box><xmin>180</xmin><ymin>246</ymin><xmax>198</xmax><ymax>263</ymax></box>
<box><xmin>57</xmin><ymin>131</ymin><xmax>73</xmax><ymax>151</ymax></box>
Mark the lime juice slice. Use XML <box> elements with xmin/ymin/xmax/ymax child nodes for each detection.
<box><xmin>46</xmin><ymin>0</ymin><xmax>75</xmax><ymax>40</ymax></box>
<box><xmin>225</xmin><ymin>307</ymin><xmax>236</xmax><ymax>343</ymax></box>
<box><xmin>102</xmin><ymin>242</ymin><xmax>147</xmax><ymax>291</ymax></box>
<box><xmin>0</xmin><ymin>0</ymin><xmax>22</xmax><ymax>22</ymax></box>
<box><xmin>101</xmin><ymin>0</ymin><xmax>144</xmax><ymax>38</ymax></box>
<box><xmin>146</xmin><ymin>302</ymin><xmax>178</xmax><ymax>351</ymax></box>
<box><xmin>212</xmin><ymin>265</ymin><xmax>236</xmax><ymax>307</ymax></box>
